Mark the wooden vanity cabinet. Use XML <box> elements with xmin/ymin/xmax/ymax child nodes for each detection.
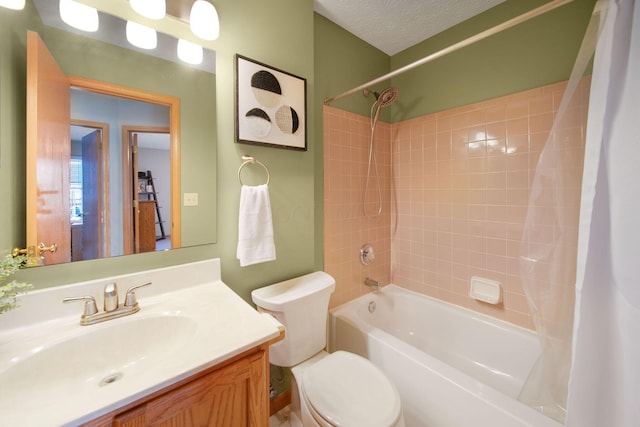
<box><xmin>83</xmin><ymin>344</ymin><xmax>270</xmax><ymax>427</ymax></box>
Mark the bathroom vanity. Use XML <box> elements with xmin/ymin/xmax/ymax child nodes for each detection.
<box><xmin>86</xmin><ymin>343</ymin><xmax>270</xmax><ymax>426</ymax></box>
<box><xmin>0</xmin><ymin>259</ymin><xmax>281</xmax><ymax>426</ymax></box>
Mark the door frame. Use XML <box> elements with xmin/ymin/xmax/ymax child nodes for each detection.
<box><xmin>69</xmin><ymin>76</ymin><xmax>181</xmax><ymax>255</ymax></box>
<box><xmin>122</xmin><ymin>126</ymin><xmax>170</xmax><ymax>255</ymax></box>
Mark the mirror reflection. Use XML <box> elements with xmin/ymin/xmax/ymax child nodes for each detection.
<box><xmin>31</xmin><ymin>0</ymin><xmax>217</xmax><ymax>73</ymax></box>
<box><xmin>5</xmin><ymin>0</ymin><xmax>217</xmax><ymax>266</ymax></box>
<box><xmin>69</xmin><ymin>89</ymin><xmax>172</xmax><ymax>261</ymax></box>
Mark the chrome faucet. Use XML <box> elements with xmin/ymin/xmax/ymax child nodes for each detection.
<box><xmin>103</xmin><ymin>283</ymin><xmax>119</xmax><ymax>312</ymax></box>
<box><xmin>364</xmin><ymin>277</ymin><xmax>381</xmax><ymax>292</ymax></box>
<box><xmin>63</xmin><ymin>282</ymin><xmax>152</xmax><ymax>326</ymax></box>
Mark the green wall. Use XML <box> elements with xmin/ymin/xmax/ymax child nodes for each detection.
<box><xmin>313</xmin><ymin>0</ymin><xmax>597</xmax><ymax>123</ymax></box>
<box><xmin>313</xmin><ymin>14</ymin><xmax>391</xmax><ymax>117</ymax></box>
<box><xmin>212</xmin><ymin>0</ymin><xmax>316</xmax><ymax>302</ymax></box>
<box><xmin>389</xmin><ymin>0</ymin><xmax>597</xmax><ymax>121</ymax></box>
<box><xmin>0</xmin><ymin>6</ymin><xmax>29</xmax><ymax>259</ymax></box>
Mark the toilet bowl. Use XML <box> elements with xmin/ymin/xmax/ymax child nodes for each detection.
<box><xmin>296</xmin><ymin>351</ymin><xmax>404</xmax><ymax>427</ymax></box>
<box><xmin>251</xmin><ymin>272</ymin><xmax>404</xmax><ymax>427</ymax></box>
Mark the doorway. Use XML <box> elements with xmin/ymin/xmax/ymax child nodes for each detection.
<box><xmin>122</xmin><ymin>126</ymin><xmax>171</xmax><ymax>254</ymax></box>
<box><xmin>69</xmin><ymin>120</ymin><xmax>110</xmax><ymax>261</ymax></box>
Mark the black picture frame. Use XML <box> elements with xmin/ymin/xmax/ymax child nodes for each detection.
<box><xmin>235</xmin><ymin>54</ymin><xmax>307</xmax><ymax>150</ymax></box>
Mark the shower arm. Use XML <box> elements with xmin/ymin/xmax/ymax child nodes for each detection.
<box><xmin>323</xmin><ymin>0</ymin><xmax>574</xmax><ymax>106</ymax></box>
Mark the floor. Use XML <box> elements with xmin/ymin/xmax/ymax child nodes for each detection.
<box><xmin>269</xmin><ymin>405</ymin><xmax>292</xmax><ymax>427</ymax></box>
<box><xmin>155</xmin><ymin>236</ymin><xmax>171</xmax><ymax>251</ymax></box>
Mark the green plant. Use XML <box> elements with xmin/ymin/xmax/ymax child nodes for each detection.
<box><xmin>0</xmin><ymin>254</ymin><xmax>32</xmax><ymax>314</ymax></box>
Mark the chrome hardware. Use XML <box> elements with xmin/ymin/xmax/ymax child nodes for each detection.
<box><xmin>368</xmin><ymin>300</ymin><xmax>377</xmax><ymax>313</ymax></box>
<box><xmin>238</xmin><ymin>155</ymin><xmax>270</xmax><ymax>186</ymax></box>
<box><xmin>124</xmin><ymin>282</ymin><xmax>152</xmax><ymax>308</ymax></box>
<box><xmin>360</xmin><ymin>243</ymin><xmax>375</xmax><ymax>266</ymax></box>
<box><xmin>103</xmin><ymin>283</ymin><xmax>118</xmax><ymax>312</ymax></box>
<box><xmin>63</xmin><ymin>296</ymin><xmax>99</xmax><ymax>317</ymax></box>
<box><xmin>63</xmin><ymin>281</ymin><xmax>152</xmax><ymax>326</ymax></box>
<box><xmin>364</xmin><ymin>277</ymin><xmax>381</xmax><ymax>292</ymax></box>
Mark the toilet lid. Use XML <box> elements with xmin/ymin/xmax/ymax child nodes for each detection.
<box><xmin>301</xmin><ymin>351</ymin><xmax>401</xmax><ymax>427</ymax></box>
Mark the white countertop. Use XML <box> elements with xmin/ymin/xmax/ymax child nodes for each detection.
<box><xmin>0</xmin><ymin>259</ymin><xmax>280</xmax><ymax>426</ymax></box>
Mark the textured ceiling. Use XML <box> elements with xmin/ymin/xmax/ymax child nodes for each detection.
<box><xmin>313</xmin><ymin>0</ymin><xmax>507</xmax><ymax>56</ymax></box>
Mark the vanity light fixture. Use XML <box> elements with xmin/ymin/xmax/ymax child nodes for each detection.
<box><xmin>130</xmin><ymin>0</ymin><xmax>165</xmax><ymax>20</ymax></box>
<box><xmin>0</xmin><ymin>0</ymin><xmax>25</xmax><ymax>10</ymax></box>
<box><xmin>190</xmin><ymin>0</ymin><xmax>219</xmax><ymax>41</ymax></box>
<box><xmin>126</xmin><ymin>20</ymin><xmax>157</xmax><ymax>50</ymax></box>
<box><xmin>59</xmin><ymin>0</ymin><xmax>99</xmax><ymax>32</ymax></box>
<box><xmin>177</xmin><ymin>39</ymin><xmax>203</xmax><ymax>65</ymax></box>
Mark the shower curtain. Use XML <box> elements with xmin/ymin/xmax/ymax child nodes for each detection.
<box><xmin>565</xmin><ymin>0</ymin><xmax>640</xmax><ymax>425</ymax></box>
<box><xmin>518</xmin><ymin>0</ymin><xmax>605</xmax><ymax>422</ymax></box>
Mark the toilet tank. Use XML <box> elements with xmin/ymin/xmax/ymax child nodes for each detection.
<box><xmin>251</xmin><ymin>272</ymin><xmax>336</xmax><ymax>367</ymax></box>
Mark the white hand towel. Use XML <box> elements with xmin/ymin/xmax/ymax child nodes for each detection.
<box><xmin>237</xmin><ymin>184</ymin><xmax>276</xmax><ymax>267</ymax></box>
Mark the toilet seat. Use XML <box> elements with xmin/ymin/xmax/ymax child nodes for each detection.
<box><xmin>301</xmin><ymin>351</ymin><xmax>402</xmax><ymax>427</ymax></box>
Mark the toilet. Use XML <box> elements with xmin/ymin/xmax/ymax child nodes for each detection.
<box><xmin>251</xmin><ymin>272</ymin><xmax>404</xmax><ymax>427</ymax></box>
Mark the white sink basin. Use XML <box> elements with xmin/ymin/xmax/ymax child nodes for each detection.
<box><xmin>0</xmin><ymin>315</ymin><xmax>196</xmax><ymax>403</ymax></box>
<box><xmin>0</xmin><ymin>259</ymin><xmax>281</xmax><ymax>426</ymax></box>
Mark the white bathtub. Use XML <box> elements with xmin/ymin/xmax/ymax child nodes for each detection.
<box><xmin>329</xmin><ymin>285</ymin><xmax>562</xmax><ymax>427</ymax></box>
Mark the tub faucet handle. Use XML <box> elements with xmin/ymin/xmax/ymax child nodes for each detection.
<box><xmin>360</xmin><ymin>244</ymin><xmax>375</xmax><ymax>266</ymax></box>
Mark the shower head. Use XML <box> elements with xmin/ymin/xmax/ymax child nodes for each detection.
<box><xmin>364</xmin><ymin>87</ymin><xmax>399</xmax><ymax>108</ymax></box>
<box><xmin>375</xmin><ymin>87</ymin><xmax>399</xmax><ymax>108</ymax></box>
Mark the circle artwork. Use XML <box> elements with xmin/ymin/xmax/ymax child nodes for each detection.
<box><xmin>251</xmin><ymin>70</ymin><xmax>281</xmax><ymax>109</ymax></box>
<box><xmin>275</xmin><ymin>105</ymin><xmax>300</xmax><ymax>134</ymax></box>
<box><xmin>236</xmin><ymin>56</ymin><xmax>306</xmax><ymax>149</ymax></box>
<box><xmin>245</xmin><ymin>108</ymin><xmax>272</xmax><ymax>137</ymax></box>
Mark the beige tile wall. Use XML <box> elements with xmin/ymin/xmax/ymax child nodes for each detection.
<box><xmin>323</xmin><ymin>79</ymin><xmax>588</xmax><ymax>329</ymax></box>
<box><xmin>323</xmin><ymin>106</ymin><xmax>392</xmax><ymax>307</ymax></box>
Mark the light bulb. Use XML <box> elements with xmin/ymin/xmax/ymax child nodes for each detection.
<box><xmin>59</xmin><ymin>0</ymin><xmax>99</xmax><ymax>32</ymax></box>
<box><xmin>0</xmin><ymin>0</ymin><xmax>25</xmax><ymax>10</ymax></box>
<box><xmin>126</xmin><ymin>21</ymin><xmax>157</xmax><ymax>50</ymax></box>
<box><xmin>130</xmin><ymin>0</ymin><xmax>165</xmax><ymax>20</ymax></box>
<box><xmin>190</xmin><ymin>0</ymin><xmax>219</xmax><ymax>41</ymax></box>
<box><xmin>177</xmin><ymin>39</ymin><xmax>203</xmax><ymax>65</ymax></box>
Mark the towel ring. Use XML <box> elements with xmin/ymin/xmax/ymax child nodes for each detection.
<box><xmin>238</xmin><ymin>155</ymin><xmax>270</xmax><ymax>185</ymax></box>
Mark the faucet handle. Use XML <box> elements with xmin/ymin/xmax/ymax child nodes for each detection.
<box><xmin>63</xmin><ymin>296</ymin><xmax>98</xmax><ymax>317</ymax></box>
<box><xmin>103</xmin><ymin>283</ymin><xmax>119</xmax><ymax>312</ymax></box>
<box><xmin>124</xmin><ymin>281</ymin><xmax>152</xmax><ymax>308</ymax></box>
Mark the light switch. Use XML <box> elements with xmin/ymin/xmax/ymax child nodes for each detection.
<box><xmin>184</xmin><ymin>193</ymin><xmax>199</xmax><ymax>206</ymax></box>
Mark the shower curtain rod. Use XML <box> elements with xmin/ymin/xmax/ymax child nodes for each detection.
<box><xmin>323</xmin><ymin>0</ymin><xmax>575</xmax><ymax>106</ymax></box>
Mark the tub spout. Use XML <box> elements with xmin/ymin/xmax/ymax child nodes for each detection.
<box><xmin>364</xmin><ymin>277</ymin><xmax>381</xmax><ymax>292</ymax></box>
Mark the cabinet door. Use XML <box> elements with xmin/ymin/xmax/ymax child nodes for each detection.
<box><xmin>113</xmin><ymin>350</ymin><xmax>268</xmax><ymax>427</ymax></box>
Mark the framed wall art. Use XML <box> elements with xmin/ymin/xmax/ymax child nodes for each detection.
<box><xmin>235</xmin><ymin>54</ymin><xmax>307</xmax><ymax>150</ymax></box>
